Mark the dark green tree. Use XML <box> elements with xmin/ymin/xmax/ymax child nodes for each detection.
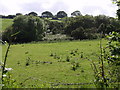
<box><xmin>71</xmin><ymin>10</ymin><xmax>82</xmax><ymax>17</ymax></box>
<box><xmin>16</xmin><ymin>13</ymin><xmax>22</xmax><ymax>16</ymax></box>
<box><xmin>47</xmin><ymin>21</ymin><xmax>64</xmax><ymax>34</ymax></box>
<box><xmin>41</xmin><ymin>11</ymin><xmax>53</xmax><ymax>18</ymax></box>
<box><xmin>56</xmin><ymin>11</ymin><xmax>67</xmax><ymax>18</ymax></box>
<box><xmin>117</xmin><ymin>9</ymin><xmax>120</xmax><ymax>20</ymax></box>
<box><xmin>94</xmin><ymin>15</ymin><xmax>110</xmax><ymax>28</ymax></box>
<box><xmin>64</xmin><ymin>15</ymin><xmax>95</xmax><ymax>35</ymax></box>
<box><xmin>28</xmin><ymin>12</ymin><xmax>38</xmax><ymax>16</ymax></box>
<box><xmin>2</xmin><ymin>15</ymin><xmax>45</xmax><ymax>43</ymax></box>
<box><xmin>71</xmin><ymin>27</ymin><xmax>86</xmax><ymax>40</ymax></box>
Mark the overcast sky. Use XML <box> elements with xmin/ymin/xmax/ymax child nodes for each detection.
<box><xmin>0</xmin><ymin>0</ymin><xmax>118</xmax><ymax>17</ymax></box>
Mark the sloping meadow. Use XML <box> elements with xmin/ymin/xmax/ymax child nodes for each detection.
<box><xmin>2</xmin><ymin>40</ymin><xmax>107</xmax><ymax>88</ymax></box>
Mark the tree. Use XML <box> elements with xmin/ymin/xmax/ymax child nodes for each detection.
<box><xmin>7</xmin><ymin>15</ymin><xmax>16</xmax><ymax>19</ymax></box>
<box><xmin>95</xmin><ymin>15</ymin><xmax>110</xmax><ymax>28</ymax></box>
<box><xmin>112</xmin><ymin>0</ymin><xmax>120</xmax><ymax>20</ymax></box>
<box><xmin>2</xmin><ymin>15</ymin><xmax>45</xmax><ymax>43</ymax></box>
<box><xmin>64</xmin><ymin>15</ymin><xmax>95</xmax><ymax>35</ymax></box>
<box><xmin>16</xmin><ymin>13</ymin><xmax>22</xmax><ymax>16</ymax></box>
<box><xmin>117</xmin><ymin>9</ymin><xmax>120</xmax><ymax>20</ymax></box>
<box><xmin>105</xmin><ymin>24</ymin><xmax>115</xmax><ymax>34</ymax></box>
<box><xmin>71</xmin><ymin>10</ymin><xmax>82</xmax><ymax>17</ymax></box>
<box><xmin>56</xmin><ymin>11</ymin><xmax>67</xmax><ymax>18</ymax></box>
<box><xmin>41</xmin><ymin>11</ymin><xmax>53</xmax><ymax>18</ymax></box>
<box><xmin>46</xmin><ymin>20</ymin><xmax>64</xmax><ymax>34</ymax></box>
<box><xmin>71</xmin><ymin>27</ymin><xmax>86</xmax><ymax>40</ymax></box>
<box><xmin>2</xmin><ymin>26</ymin><xmax>13</xmax><ymax>42</ymax></box>
<box><xmin>28</xmin><ymin>12</ymin><xmax>38</xmax><ymax>16</ymax></box>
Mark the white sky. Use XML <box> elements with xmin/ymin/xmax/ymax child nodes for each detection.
<box><xmin>0</xmin><ymin>0</ymin><xmax>118</xmax><ymax>17</ymax></box>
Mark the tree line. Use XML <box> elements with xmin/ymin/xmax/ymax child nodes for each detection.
<box><xmin>1</xmin><ymin>12</ymin><xmax>120</xmax><ymax>43</ymax></box>
<box><xmin>0</xmin><ymin>10</ymin><xmax>81</xmax><ymax>19</ymax></box>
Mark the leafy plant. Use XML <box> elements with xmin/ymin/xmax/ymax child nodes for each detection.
<box><xmin>25</xmin><ymin>57</ymin><xmax>31</xmax><ymax>66</ymax></box>
<box><xmin>89</xmin><ymin>32</ymin><xmax>120</xmax><ymax>88</ymax></box>
<box><xmin>1</xmin><ymin>32</ymin><xmax>20</xmax><ymax>88</ymax></box>
<box><xmin>71</xmin><ymin>62</ymin><xmax>80</xmax><ymax>71</ymax></box>
<box><xmin>66</xmin><ymin>56</ymin><xmax>70</xmax><ymax>62</ymax></box>
<box><xmin>106</xmin><ymin>32</ymin><xmax>120</xmax><ymax>88</ymax></box>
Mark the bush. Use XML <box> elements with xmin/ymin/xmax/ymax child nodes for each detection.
<box><xmin>2</xmin><ymin>15</ymin><xmax>45</xmax><ymax>43</ymax></box>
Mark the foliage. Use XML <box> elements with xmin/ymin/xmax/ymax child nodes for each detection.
<box><xmin>112</xmin><ymin>0</ymin><xmax>120</xmax><ymax>19</ymax></box>
<box><xmin>64</xmin><ymin>15</ymin><xmax>95</xmax><ymax>35</ymax></box>
<box><xmin>1</xmin><ymin>38</ymin><xmax>20</xmax><ymax>88</ymax></box>
<box><xmin>16</xmin><ymin>13</ymin><xmax>22</xmax><ymax>16</ymax></box>
<box><xmin>63</xmin><ymin>15</ymin><xmax>120</xmax><ymax>40</ymax></box>
<box><xmin>2</xmin><ymin>72</ymin><xmax>19</xmax><ymax>88</ymax></box>
<box><xmin>2</xmin><ymin>14</ymin><xmax>120</xmax><ymax>41</ymax></box>
<box><xmin>2</xmin><ymin>26</ymin><xmax>14</xmax><ymax>42</ymax></box>
<box><xmin>117</xmin><ymin>9</ymin><xmax>120</xmax><ymax>20</ymax></box>
<box><xmin>2</xmin><ymin>15</ymin><xmax>45</xmax><ymax>43</ymax></box>
<box><xmin>56</xmin><ymin>11</ymin><xmax>67</xmax><ymax>18</ymax></box>
<box><xmin>28</xmin><ymin>12</ymin><xmax>38</xmax><ymax>16</ymax></box>
<box><xmin>106</xmin><ymin>32</ymin><xmax>120</xmax><ymax>88</ymax></box>
<box><xmin>45</xmin><ymin>20</ymin><xmax>64</xmax><ymax>34</ymax></box>
<box><xmin>89</xmin><ymin>32</ymin><xmax>120</xmax><ymax>88</ymax></box>
<box><xmin>41</xmin><ymin>11</ymin><xmax>53</xmax><ymax>18</ymax></box>
<box><xmin>89</xmin><ymin>40</ymin><xmax>109</xmax><ymax>88</ymax></box>
<box><xmin>71</xmin><ymin>10</ymin><xmax>82</xmax><ymax>17</ymax></box>
<box><xmin>94</xmin><ymin>15</ymin><xmax>110</xmax><ymax>28</ymax></box>
<box><xmin>71</xmin><ymin>27</ymin><xmax>86</xmax><ymax>40</ymax></box>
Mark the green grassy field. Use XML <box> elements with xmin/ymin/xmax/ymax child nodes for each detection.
<box><xmin>2</xmin><ymin>39</ymin><xmax>107</xmax><ymax>88</ymax></box>
<box><xmin>1</xmin><ymin>19</ymin><xmax>13</xmax><ymax>31</ymax></box>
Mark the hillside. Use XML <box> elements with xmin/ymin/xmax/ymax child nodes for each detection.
<box><xmin>2</xmin><ymin>19</ymin><xmax>13</xmax><ymax>31</ymax></box>
<box><xmin>2</xmin><ymin>40</ymin><xmax>107</xmax><ymax>88</ymax></box>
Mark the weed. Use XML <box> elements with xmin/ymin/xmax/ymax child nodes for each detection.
<box><xmin>25</xmin><ymin>57</ymin><xmax>31</xmax><ymax>66</ymax></box>
<box><xmin>50</xmin><ymin>53</ymin><xmax>54</xmax><ymax>57</ymax></box>
<box><xmin>66</xmin><ymin>56</ymin><xmax>70</xmax><ymax>62</ymax></box>
<box><xmin>80</xmin><ymin>52</ymin><xmax>84</xmax><ymax>58</ymax></box>
<box><xmin>81</xmin><ymin>69</ymin><xmax>84</xmax><ymax>73</ymax></box>
<box><xmin>17</xmin><ymin>61</ymin><xmax>20</xmax><ymax>65</ymax></box>
<box><xmin>25</xmin><ymin>51</ymin><xmax>29</xmax><ymax>54</ymax></box>
<box><xmin>70</xmin><ymin>50</ymin><xmax>74</xmax><ymax>55</ymax></box>
<box><xmin>71</xmin><ymin>62</ymin><xmax>80</xmax><ymax>71</ymax></box>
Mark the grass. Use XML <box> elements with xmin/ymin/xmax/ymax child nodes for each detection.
<box><xmin>1</xmin><ymin>19</ymin><xmax>13</xmax><ymax>31</ymax></box>
<box><xmin>2</xmin><ymin>39</ymin><xmax>107</xmax><ymax>88</ymax></box>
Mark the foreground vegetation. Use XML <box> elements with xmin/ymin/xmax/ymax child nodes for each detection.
<box><xmin>1</xmin><ymin>1</ymin><xmax>120</xmax><ymax>88</ymax></box>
